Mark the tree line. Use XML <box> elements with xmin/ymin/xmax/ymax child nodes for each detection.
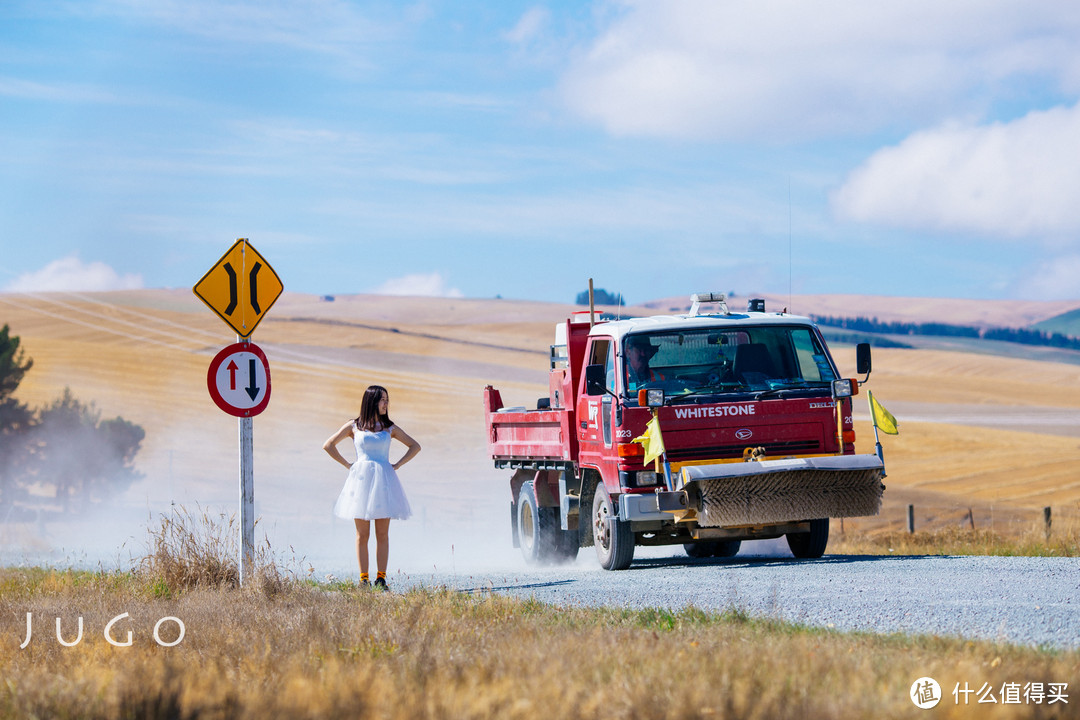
<box><xmin>811</xmin><ymin>315</ymin><xmax>1080</xmax><ymax>351</ymax></box>
<box><xmin>0</xmin><ymin>324</ymin><xmax>144</xmax><ymax>519</ymax></box>
<box><xmin>576</xmin><ymin>288</ymin><xmax>625</xmax><ymax>306</ymax></box>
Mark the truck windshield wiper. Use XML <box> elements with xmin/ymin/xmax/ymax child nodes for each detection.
<box><xmin>754</xmin><ymin>382</ymin><xmax>832</xmax><ymax>400</ymax></box>
<box><xmin>670</xmin><ymin>383</ymin><xmax>747</xmax><ymax>403</ymax></box>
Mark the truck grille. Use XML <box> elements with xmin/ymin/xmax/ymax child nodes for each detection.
<box><xmin>666</xmin><ymin>440</ymin><xmax>821</xmax><ymax>462</ymax></box>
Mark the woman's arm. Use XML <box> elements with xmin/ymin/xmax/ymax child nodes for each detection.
<box><xmin>390</xmin><ymin>425</ymin><xmax>421</xmax><ymax>470</ymax></box>
<box><xmin>322</xmin><ymin>421</ymin><xmax>355</xmax><ymax>470</ymax></box>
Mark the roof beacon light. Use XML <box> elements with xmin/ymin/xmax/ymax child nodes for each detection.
<box><xmin>688</xmin><ymin>292</ymin><xmax>728</xmax><ymax>317</ymax></box>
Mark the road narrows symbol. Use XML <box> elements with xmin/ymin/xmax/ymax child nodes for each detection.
<box><xmin>192</xmin><ymin>239</ymin><xmax>282</xmax><ymax>339</ymax></box>
<box><xmin>249</xmin><ymin>262</ymin><xmax>262</xmax><ymax>315</ymax></box>
<box><xmin>224</xmin><ymin>263</ymin><xmax>238</xmax><ymax>315</ymax></box>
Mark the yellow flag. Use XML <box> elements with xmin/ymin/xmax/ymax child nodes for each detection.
<box><xmin>632</xmin><ymin>415</ymin><xmax>666</xmax><ymax>468</ymax></box>
<box><xmin>868</xmin><ymin>390</ymin><xmax>898</xmax><ymax>435</ymax></box>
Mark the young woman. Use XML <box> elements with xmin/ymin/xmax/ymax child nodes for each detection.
<box><xmin>323</xmin><ymin>385</ymin><xmax>420</xmax><ymax>590</ymax></box>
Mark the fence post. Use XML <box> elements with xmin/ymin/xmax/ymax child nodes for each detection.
<box><xmin>1044</xmin><ymin>506</ymin><xmax>1052</xmax><ymax>540</ymax></box>
<box><xmin>907</xmin><ymin>504</ymin><xmax>915</xmax><ymax>534</ymax></box>
<box><xmin>967</xmin><ymin>507</ymin><xmax>975</xmax><ymax>530</ymax></box>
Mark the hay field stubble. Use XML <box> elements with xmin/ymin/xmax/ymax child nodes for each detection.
<box><xmin>2</xmin><ymin>290</ymin><xmax>1080</xmax><ymax>719</ymax></box>
<box><xmin>1</xmin><ymin>289</ymin><xmax>1079</xmax><ymax>566</ymax></box>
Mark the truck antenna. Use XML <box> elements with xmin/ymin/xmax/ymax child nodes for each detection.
<box><xmin>588</xmin><ymin>277</ymin><xmax>595</xmax><ymax>328</ymax></box>
<box><xmin>788</xmin><ymin>177</ymin><xmax>793</xmax><ymax>314</ymax></box>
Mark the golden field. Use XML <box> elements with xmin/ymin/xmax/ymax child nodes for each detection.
<box><xmin>2</xmin><ymin>290</ymin><xmax>1079</xmax><ymax>720</ymax></box>
<box><xmin>2</xmin><ymin>289</ymin><xmax>1079</xmax><ymax>560</ymax></box>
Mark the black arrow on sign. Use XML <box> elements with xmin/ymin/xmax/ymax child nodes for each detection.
<box><xmin>224</xmin><ymin>263</ymin><xmax>238</xmax><ymax>315</ymax></box>
<box><xmin>245</xmin><ymin>359</ymin><xmax>260</xmax><ymax>400</ymax></box>
<box><xmin>249</xmin><ymin>262</ymin><xmax>262</xmax><ymax>315</ymax></box>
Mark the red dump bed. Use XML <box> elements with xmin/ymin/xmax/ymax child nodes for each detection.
<box><xmin>483</xmin><ymin>386</ymin><xmax>574</xmax><ymax>464</ymax></box>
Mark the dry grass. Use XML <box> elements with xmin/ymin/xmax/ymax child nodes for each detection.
<box><xmin>1</xmin><ymin>569</ymin><xmax>1077</xmax><ymax>720</ymax></box>
<box><xmin>830</xmin><ymin>523</ymin><xmax>1080</xmax><ymax>557</ymax></box>
<box><xmin>134</xmin><ymin>504</ymin><xmax>298</xmax><ymax>599</ymax></box>
<box><xmin>3</xmin><ymin>508</ymin><xmax>1076</xmax><ymax>719</ymax></box>
<box><xmin>0</xmin><ymin>507</ymin><xmax>1076</xmax><ymax>720</ymax></box>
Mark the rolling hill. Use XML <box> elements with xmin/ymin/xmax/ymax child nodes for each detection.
<box><xmin>1</xmin><ymin>289</ymin><xmax>1078</xmax><ymax>574</ymax></box>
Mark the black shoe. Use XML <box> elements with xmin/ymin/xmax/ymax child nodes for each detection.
<box><xmin>360</xmin><ymin>578</ymin><xmax>370</xmax><ymax>588</ymax></box>
<box><xmin>374</xmin><ymin>577</ymin><xmax>389</xmax><ymax>591</ymax></box>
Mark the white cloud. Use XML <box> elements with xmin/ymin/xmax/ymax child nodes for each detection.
<box><xmin>560</xmin><ymin>0</ymin><xmax>1080</xmax><ymax>141</ymax></box>
<box><xmin>1014</xmin><ymin>255</ymin><xmax>1080</xmax><ymax>300</ymax></box>
<box><xmin>4</xmin><ymin>256</ymin><xmax>144</xmax><ymax>292</ymax></box>
<box><xmin>504</xmin><ymin>6</ymin><xmax>551</xmax><ymax>46</ymax></box>
<box><xmin>0</xmin><ymin>76</ymin><xmax>116</xmax><ymax>104</ymax></box>
<box><xmin>370</xmin><ymin>272</ymin><xmax>463</xmax><ymax>298</ymax></box>
<box><xmin>95</xmin><ymin>0</ymin><xmax>387</xmax><ymax>68</ymax></box>
<box><xmin>832</xmin><ymin>102</ymin><xmax>1080</xmax><ymax>238</ymax></box>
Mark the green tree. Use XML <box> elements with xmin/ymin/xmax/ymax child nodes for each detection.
<box><xmin>0</xmin><ymin>325</ymin><xmax>34</xmax><ymax>509</ymax></box>
<box><xmin>0</xmin><ymin>324</ymin><xmax>145</xmax><ymax>515</ymax></box>
<box><xmin>33</xmin><ymin>389</ymin><xmax>145</xmax><ymax>513</ymax></box>
<box><xmin>575</xmin><ymin>288</ymin><xmax>625</xmax><ymax>306</ymax></box>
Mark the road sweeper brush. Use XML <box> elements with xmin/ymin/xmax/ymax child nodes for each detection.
<box><xmin>682</xmin><ymin>455</ymin><xmax>885</xmax><ymax>527</ymax></box>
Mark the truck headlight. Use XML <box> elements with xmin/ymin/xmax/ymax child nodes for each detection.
<box><xmin>637</xmin><ymin>388</ymin><xmax>665</xmax><ymax>407</ymax></box>
<box><xmin>832</xmin><ymin>379</ymin><xmax>857</xmax><ymax>398</ymax></box>
<box><xmin>635</xmin><ymin>471</ymin><xmax>660</xmax><ymax>487</ymax></box>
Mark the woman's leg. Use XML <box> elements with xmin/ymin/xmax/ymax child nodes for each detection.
<box><xmin>354</xmin><ymin>519</ymin><xmax>371</xmax><ymax>576</ymax></box>
<box><xmin>374</xmin><ymin>518</ymin><xmax>391</xmax><ymax>575</ymax></box>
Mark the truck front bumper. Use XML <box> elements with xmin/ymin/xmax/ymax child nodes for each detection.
<box><xmin>618</xmin><ymin>454</ymin><xmax>885</xmax><ymax>527</ymax></box>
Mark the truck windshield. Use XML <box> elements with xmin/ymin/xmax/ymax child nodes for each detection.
<box><xmin>624</xmin><ymin>325</ymin><xmax>838</xmax><ymax>401</ymax></box>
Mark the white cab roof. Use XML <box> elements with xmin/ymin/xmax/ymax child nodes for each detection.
<box><xmin>588</xmin><ymin>311</ymin><xmax>816</xmax><ymax>344</ymax></box>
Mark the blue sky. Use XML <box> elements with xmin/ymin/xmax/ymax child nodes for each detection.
<box><xmin>3</xmin><ymin>1</ymin><xmax>1080</xmax><ymax>304</ymax></box>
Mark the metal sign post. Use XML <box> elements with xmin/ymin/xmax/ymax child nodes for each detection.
<box><xmin>238</xmin><ymin>352</ymin><xmax>255</xmax><ymax>584</ymax></box>
<box><xmin>195</xmin><ymin>239</ymin><xmax>282</xmax><ymax>587</ymax></box>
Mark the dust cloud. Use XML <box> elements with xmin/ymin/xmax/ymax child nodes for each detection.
<box><xmin>0</xmin><ymin>291</ymin><xmax>807</xmax><ymax>579</ymax></box>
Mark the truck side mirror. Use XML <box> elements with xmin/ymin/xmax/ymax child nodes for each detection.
<box><xmin>856</xmin><ymin>343</ymin><xmax>872</xmax><ymax>379</ymax></box>
<box><xmin>585</xmin><ymin>364</ymin><xmax>606</xmax><ymax>396</ymax></box>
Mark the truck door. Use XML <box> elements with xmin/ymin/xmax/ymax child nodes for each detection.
<box><xmin>577</xmin><ymin>337</ymin><xmax>617</xmax><ymax>481</ymax></box>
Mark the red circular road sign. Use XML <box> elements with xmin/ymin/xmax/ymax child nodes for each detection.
<box><xmin>207</xmin><ymin>342</ymin><xmax>272</xmax><ymax>417</ymax></box>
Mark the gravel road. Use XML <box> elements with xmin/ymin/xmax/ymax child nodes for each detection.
<box><xmin>397</xmin><ymin>551</ymin><xmax>1080</xmax><ymax>650</ymax></box>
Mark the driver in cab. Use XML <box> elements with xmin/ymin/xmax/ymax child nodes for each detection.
<box><xmin>625</xmin><ymin>335</ymin><xmax>665</xmax><ymax>392</ymax></box>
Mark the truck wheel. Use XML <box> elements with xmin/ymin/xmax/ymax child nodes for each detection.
<box><xmin>683</xmin><ymin>540</ymin><xmax>741</xmax><ymax>558</ymax></box>
<box><xmin>517</xmin><ymin>483</ymin><xmax>576</xmax><ymax>565</ymax></box>
<box><xmin>683</xmin><ymin>542</ymin><xmax>714</xmax><ymax>559</ymax></box>
<box><xmin>787</xmin><ymin>518</ymin><xmax>829</xmax><ymax>559</ymax></box>
<box><xmin>552</xmin><ymin>528</ymin><xmax>580</xmax><ymax>563</ymax></box>
<box><xmin>592</xmin><ymin>484</ymin><xmax>634</xmax><ymax>570</ymax></box>
<box><xmin>712</xmin><ymin>539</ymin><xmax>741</xmax><ymax>557</ymax></box>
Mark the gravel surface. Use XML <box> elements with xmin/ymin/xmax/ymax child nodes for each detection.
<box><xmin>396</xmin><ymin>551</ymin><xmax>1080</xmax><ymax>650</ymax></box>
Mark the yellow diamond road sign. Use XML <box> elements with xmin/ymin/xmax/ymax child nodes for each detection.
<box><xmin>193</xmin><ymin>239</ymin><xmax>283</xmax><ymax>338</ymax></box>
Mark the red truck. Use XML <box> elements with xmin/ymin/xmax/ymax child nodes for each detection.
<box><xmin>483</xmin><ymin>293</ymin><xmax>885</xmax><ymax>570</ymax></box>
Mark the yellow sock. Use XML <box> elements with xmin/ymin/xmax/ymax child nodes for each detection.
<box><xmin>360</xmin><ymin>573</ymin><xmax>369</xmax><ymax>583</ymax></box>
<box><xmin>377</xmin><ymin>571</ymin><xmax>386</xmax><ymax>580</ymax></box>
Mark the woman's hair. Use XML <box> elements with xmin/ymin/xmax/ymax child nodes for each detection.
<box><xmin>354</xmin><ymin>385</ymin><xmax>392</xmax><ymax>432</ymax></box>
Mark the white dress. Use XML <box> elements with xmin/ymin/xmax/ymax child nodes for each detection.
<box><xmin>333</xmin><ymin>427</ymin><xmax>412</xmax><ymax>520</ymax></box>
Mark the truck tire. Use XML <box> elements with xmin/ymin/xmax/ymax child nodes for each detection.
<box><xmin>683</xmin><ymin>540</ymin><xmax>741</xmax><ymax>559</ymax></box>
<box><xmin>683</xmin><ymin>542</ymin><xmax>714</xmax><ymax>558</ymax></box>
<box><xmin>552</xmin><ymin>527</ymin><xmax>580</xmax><ymax>563</ymax></box>
<box><xmin>517</xmin><ymin>483</ymin><xmax>576</xmax><ymax>565</ymax></box>
<box><xmin>787</xmin><ymin>518</ymin><xmax>829</xmax><ymax>559</ymax></box>
<box><xmin>592</xmin><ymin>484</ymin><xmax>634</xmax><ymax>570</ymax></box>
